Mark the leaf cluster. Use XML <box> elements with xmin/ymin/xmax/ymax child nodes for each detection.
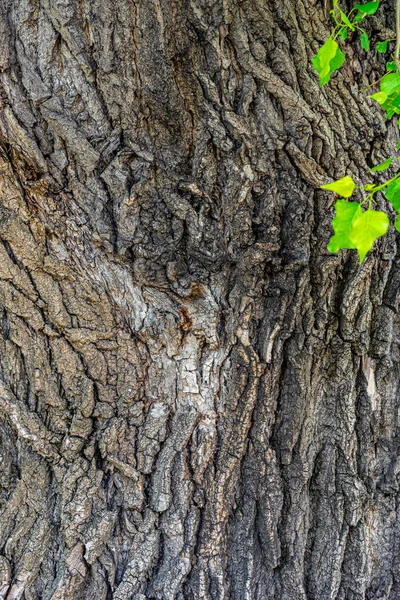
<box><xmin>313</xmin><ymin>0</ymin><xmax>400</xmax><ymax>262</ymax></box>
<box><xmin>370</xmin><ymin>73</ymin><xmax>400</xmax><ymax>122</ymax></box>
<box><xmin>313</xmin><ymin>1</ymin><xmax>381</xmax><ymax>86</ymax></box>
<box><xmin>322</xmin><ymin>173</ymin><xmax>400</xmax><ymax>263</ymax></box>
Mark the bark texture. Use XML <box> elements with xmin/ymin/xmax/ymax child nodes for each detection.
<box><xmin>0</xmin><ymin>0</ymin><xmax>399</xmax><ymax>598</ymax></box>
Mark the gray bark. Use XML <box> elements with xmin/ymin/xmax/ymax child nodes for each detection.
<box><xmin>0</xmin><ymin>0</ymin><xmax>399</xmax><ymax>598</ymax></box>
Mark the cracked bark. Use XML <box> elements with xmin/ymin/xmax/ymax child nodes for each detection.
<box><xmin>0</xmin><ymin>0</ymin><xmax>399</xmax><ymax>598</ymax></box>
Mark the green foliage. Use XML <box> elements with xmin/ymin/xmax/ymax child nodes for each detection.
<box><xmin>339</xmin><ymin>10</ymin><xmax>355</xmax><ymax>30</ymax></box>
<box><xmin>312</xmin><ymin>38</ymin><xmax>345</xmax><ymax>85</ymax></box>
<box><xmin>360</xmin><ymin>31</ymin><xmax>370</xmax><ymax>51</ymax></box>
<box><xmin>370</xmin><ymin>157</ymin><xmax>394</xmax><ymax>171</ymax></box>
<box><xmin>324</xmin><ymin>177</ymin><xmax>396</xmax><ymax>263</ymax></box>
<box><xmin>327</xmin><ymin>201</ymin><xmax>390</xmax><ymax>263</ymax></box>
<box><xmin>323</xmin><ymin>170</ymin><xmax>400</xmax><ymax>263</ymax></box>
<box><xmin>348</xmin><ymin>210</ymin><xmax>389</xmax><ymax>263</ymax></box>
<box><xmin>370</xmin><ymin>73</ymin><xmax>400</xmax><ymax>118</ymax></box>
<box><xmin>327</xmin><ymin>200</ymin><xmax>361</xmax><ymax>252</ymax></box>
<box><xmin>354</xmin><ymin>1</ymin><xmax>379</xmax><ymax>14</ymax></box>
<box><xmin>312</xmin><ymin>0</ymin><xmax>380</xmax><ymax>87</ymax></box>
<box><xmin>320</xmin><ymin>176</ymin><xmax>355</xmax><ymax>197</ymax></box>
<box><xmin>385</xmin><ymin>178</ymin><xmax>400</xmax><ymax>209</ymax></box>
<box><xmin>377</xmin><ymin>40</ymin><xmax>389</xmax><ymax>52</ymax></box>
<box><xmin>314</xmin><ymin>0</ymin><xmax>400</xmax><ymax>262</ymax></box>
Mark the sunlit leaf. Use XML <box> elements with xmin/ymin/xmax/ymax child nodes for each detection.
<box><xmin>321</xmin><ymin>176</ymin><xmax>355</xmax><ymax>197</ymax></box>
<box><xmin>385</xmin><ymin>178</ymin><xmax>400</xmax><ymax>210</ymax></box>
<box><xmin>380</xmin><ymin>73</ymin><xmax>400</xmax><ymax>96</ymax></box>
<box><xmin>312</xmin><ymin>38</ymin><xmax>345</xmax><ymax>86</ymax></box>
<box><xmin>340</xmin><ymin>10</ymin><xmax>355</xmax><ymax>30</ymax></box>
<box><xmin>370</xmin><ymin>91</ymin><xmax>387</xmax><ymax>104</ymax></box>
<box><xmin>327</xmin><ymin>200</ymin><xmax>362</xmax><ymax>253</ymax></box>
<box><xmin>370</xmin><ymin>73</ymin><xmax>400</xmax><ymax>118</ymax></box>
<box><xmin>370</xmin><ymin>157</ymin><xmax>394</xmax><ymax>172</ymax></box>
<box><xmin>349</xmin><ymin>209</ymin><xmax>389</xmax><ymax>263</ymax></box>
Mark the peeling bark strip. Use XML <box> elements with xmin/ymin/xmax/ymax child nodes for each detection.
<box><xmin>0</xmin><ymin>0</ymin><xmax>399</xmax><ymax>598</ymax></box>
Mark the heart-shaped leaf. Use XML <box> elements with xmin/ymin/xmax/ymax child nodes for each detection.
<box><xmin>349</xmin><ymin>209</ymin><xmax>389</xmax><ymax>263</ymax></box>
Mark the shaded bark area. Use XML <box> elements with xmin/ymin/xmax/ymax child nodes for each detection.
<box><xmin>0</xmin><ymin>0</ymin><xmax>400</xmax><ymax>598</ymax></box>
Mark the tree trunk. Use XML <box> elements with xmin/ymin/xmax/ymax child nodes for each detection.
<box><xmin>0</xmin><ymin>0</ymin><xmax>399</xmax><ymax>598</ymax></box>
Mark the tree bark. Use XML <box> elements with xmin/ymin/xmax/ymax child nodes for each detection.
<box><xmin>0</xmin><ymin>0</ymin><xmax>399</xmax><ymax>598</ymax></box>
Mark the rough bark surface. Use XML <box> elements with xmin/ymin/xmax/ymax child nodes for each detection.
<box><xmin>0</xmin><ymin>0</ymin><xmax>399</xmax><ymax>598</ymax></box>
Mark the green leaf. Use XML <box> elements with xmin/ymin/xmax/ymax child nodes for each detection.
<box><xmin>386</xmin><ymin>61</ymin><xmax>397</xmax><ymax>71</ymax></box>
<box><xmin>312</xmin><ymin>38</ymin><xmax>345</xmax><ymax>86</ymax></box>
<box><xmin>395</xmin><ymin>214</ymin><xmax>400</xmax><ymax>232</ymax></box>
<box><xmin>329</xmin><ymin>45</ymin><xmax>346</xmax><ymax>74</ymax></box>
<box><xmin>340</xmin><ymin>10</ymin><xmax>355</xmax><ymax>30</ymax></box>
<box><xmin>321</xmin><ymin>175</ymin><xmax>356</xmax><ymax>197</ymax></box>
<box><xmin>380</xmin><ymin>73</ymin><xmax>400</xmax><ymax>96</ymax></box>
<box><xmin>364</xmin><ymin>184</ymin><xmax>375</xmax><ymax>190</ymax></box>
<box><xmin>360</xmin><ymin>32</ymin><xmax>370</xmax><ymax>51</ymax></box>
<box><xmin>384</xmin><ymin>178</ymin><xmax>400</xmax><ymax>210</ymax></box>
<box><xmin>354</xmin><ymin>12</ymin><xmax>364</xmax><ymax>22</ymax></box>
<box><xmin>327</xmin><ymin>200</ymin><xmax>362</xmax><ymax>253</ymax></box>
<box><xmin>392</xmin><ymin>94</ymin><xmax>400</xmax><ymax>108</ymax></box>
<box><xmin>338</xmin><ymin>27</ymin><xmax>348</xmax><ymax>40</ymax></box>
<box><xmin>370</xmin><ymin>157</ymin><xmax>394</xmax><ymax>172</ymax></box>
<box><xmin>373</xmin><ymin>94</ymin><xmax>400</xmax><ymax>118</ymax></box>
<box><xmin>370</xmin><ymin>91</ymin><xmax>387</xmax><ymax>104</ymax></box>
<box><xmin>370</xmin><ymin>73</ymin><xmax>400</xmax><ymax>117</ymax></box>
<box><xmin>377</xmin><ymin>40</ymin><xmax>389</xmax><ymax>53</ymax></box>
<box><xmin>349</xmin><ymin>209</ymin><xmax>389</xmax><ymax>263</ymax></box>
<box><xmin>354</xmin><ymin>1</ymin><xmax>379</xmax><ymax>14</ymax></box>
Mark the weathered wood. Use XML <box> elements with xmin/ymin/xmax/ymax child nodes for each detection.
<box><xmin>0</xmin><ymin>0</ymin><xmax>399</xmax><ymax>598</ymax></box>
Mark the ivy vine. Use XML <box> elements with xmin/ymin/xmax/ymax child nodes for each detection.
<box><xmin>315</xmin><ymin>0</ymin><xmax>400</xmax><ymax>263</ymax></box>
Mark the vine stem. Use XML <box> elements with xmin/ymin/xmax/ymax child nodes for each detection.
<box><xmin>396</xmin><ymin>0</ymin><xmax>400</xmax><ymax>71</ymax></box>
